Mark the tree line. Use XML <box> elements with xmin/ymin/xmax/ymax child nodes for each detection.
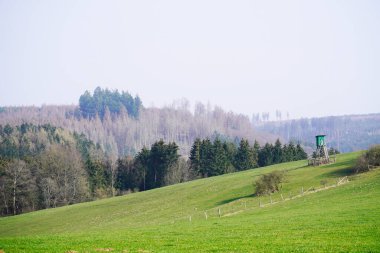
<box><xmin>189</xmin><ymin>138</ymin><xmax>307</xmax><ymax>177</ymax></box>
<box><xmin>116</xmin><ymin>138</ymin><xmax>307</xmax><ymax>194</ymax></box>
<box><xmin>0</xmin><ymin>98</ymin><xmax>271</xmax><ymax>159</ymax></box>
<box><xmin>0</xmin><ymin>123</ymin><xmax>308</xmax><ymax>216</ymax></box>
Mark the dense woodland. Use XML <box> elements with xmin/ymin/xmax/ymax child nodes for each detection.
<box><xmin>0</xmin><ymin>124</ymin><xmax>108</xmax><ymax>215</ymax></box>
<box><xmin>0</xmin><ymin>88</ymin><xmax>274</xmax><ymax>158</ymax></box>
<box><xmin>0</xmin><ymin>122</ymin><xmax>306</xmax><ymax>216</ymax></box>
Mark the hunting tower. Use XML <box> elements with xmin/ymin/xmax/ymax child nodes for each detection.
<box><xmin>308</xmin><ymin>135</ymin><xmax>331</xmax><ymax>166</ymax></box>
<box><xmin>315</xmin><ymin>135</ymin><xmax>329</xmax><ymax>163</ymax></box>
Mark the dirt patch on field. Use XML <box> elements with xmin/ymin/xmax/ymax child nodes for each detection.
<box><xmin>95</xmin><ymin>248</ymin><xmax>114</xmax><ymax>252</ymax></box>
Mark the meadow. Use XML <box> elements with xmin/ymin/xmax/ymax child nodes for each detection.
<box><xmin>1</xmin><ymin>151</ymin><xmax>379</xmax><ymax>252</ymax></box>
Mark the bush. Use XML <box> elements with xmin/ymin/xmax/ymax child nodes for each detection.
<box><xmin>355</xmin><ymin>145</ymin><xmax>380</xmax><ymax>173</ymax></box>
<box><xmin>254</xmin><ymin>171</ymin><xmax>285</xmax><ymax>196</ymax></box>
<box><xmin>328</xmin><ymin>147</ymin><xmax>340</xmax><ymax>155</ymax></box>
<box><xmin>320</xmin><ymin>180</ymin><xmax>328</xmax><ymax>187</ymax></box>
<box><xmin>366</xmin><ymin>145</ymin><xmax>380</xmax><ymax>166</ymax></box>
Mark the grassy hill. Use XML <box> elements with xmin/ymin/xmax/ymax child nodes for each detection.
<box><xmin>1</xmin><ymin>152</ymin><xmax>379</xmax><ymax>252</ymax></box>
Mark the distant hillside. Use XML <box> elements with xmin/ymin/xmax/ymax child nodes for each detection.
<box><xmin>256</xmin><ymin>114</ymin><xmax>380</xmax><ymax>153</ymax></box>
<box><xmin>0</xmin><ymin>104</ymin><xmax>275</xmax><ymax>158</ymax></box>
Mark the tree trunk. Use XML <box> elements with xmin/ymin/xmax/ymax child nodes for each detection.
<box><xmin>154</xmin><ymin>168</ymin><xmax>157</xmax><ymax>186</ymax></box>
<box><xmin>143</xmin><ymin>171</ymin><xmax>146</xmax><ymax>191</ymax></box>
<box><xmin>13</xmin><ymin>177</ymin><xmax>17</xmax><ymax>215</ymax></box>
<box><xmin>1</xmin><ymin>184</ymin><xmax>9</xmax><ymax>214</ymax></box>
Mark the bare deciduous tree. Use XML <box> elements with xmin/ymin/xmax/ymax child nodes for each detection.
<box><xmin>5</xmin><ymin>160</ymin><xmax>29</xmax><ymax>215</ymax></box>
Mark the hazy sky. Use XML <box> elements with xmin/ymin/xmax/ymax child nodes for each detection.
<box><xmin>1</xmin><ymin>0</ymin><xmax>379</xmax><ymax>119</ymax></box>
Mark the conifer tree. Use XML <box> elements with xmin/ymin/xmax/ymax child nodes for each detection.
<box><xmin>223</xmin><ymin>141</ymin><xmax>237</xmax><ymax>172</ymax></box>
<box><xmin>189</xmin><ymin>138</ymin><xmax>202</xmax><ymax>175</ymax></box>
<box><xmin>287</xmin><ymin>141</ymin><xmax>297</xmax><ymax>161</ymax></box>
<box><xmin>253</xmin><ymin>140</ymin><xmax>260</xmax><ymax>165</ymax></box>
<box><xmin>258</xmin><ymin>143</ymin><xmax>274</xmax><ymax>167</ymax></box>
<box><xmin>210</xmin><ymin>139</ymin><xmax>229</xmax><ymax>176</ymax></box>
<box><xmin>296</xmin><ymin>143</ymin><xmax>308</xmax><ymax>160</ymax></box>
<box><xmin>147</xmin><ymin>140</ymin><xmax>179</xmax><ymax>189</ymax></box>
<box><xmin>273</xmin><ymin>139</ymin><xmax>283</xmax><ymax>164</ymax></box>
<box><xmin>134</xmin><ymin>147</ymin><xmax>150</xmax><ymax>191</ymax></box>
<box><xmin>234</xmin><ymin>139</ymin><xmax>255</xmax><ymax>171</ymax></box>
<box><xmin>199</xmin><ymin>139</ymin><xmax>213</xmax><ymax>177</ymax></box>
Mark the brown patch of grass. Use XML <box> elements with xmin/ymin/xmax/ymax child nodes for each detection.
<box><xmin>95</xmin><ymin>248</ymin><xmax>114</xmax><ymax>252</ymax></box>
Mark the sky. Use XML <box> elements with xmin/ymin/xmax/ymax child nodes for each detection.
<box><xmin>0</xmin><ymin>0</ymin><xmax>379</xmax><ymax>119</ymax></box>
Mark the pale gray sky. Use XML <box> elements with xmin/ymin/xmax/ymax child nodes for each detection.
<box><xmin>0</xmin><ymin>0</ymin><xmax>379</xmax><ymax>118</ymax></box>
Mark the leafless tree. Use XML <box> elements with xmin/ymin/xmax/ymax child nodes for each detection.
<box><xmin>5</xmin><ymin>160</ymin><xmax>29</xmax><ymax>215</ymax></box>
<box><xmin>0</xmin><ymin>103</ymin><xmax>274</xmax><ymax>159</ymax></box>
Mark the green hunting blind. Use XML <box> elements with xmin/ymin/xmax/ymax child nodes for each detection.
<box><xmin>308</xmin><ymin>135</ymin><xmax>333</xmax><ymax>166</ymax></box>
<box><xmin>316</xmin><ymin>135</ymin><xmax>326</xmax><ymax>148</ymax></box>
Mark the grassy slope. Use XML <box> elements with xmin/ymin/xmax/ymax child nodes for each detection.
<box><xmin>0</xmin><ymin>152</ymin><xmax>379</xmax><ymax>252</ymax></box>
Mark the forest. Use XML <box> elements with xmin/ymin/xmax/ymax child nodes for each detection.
<box><xmin>0</xmin><ymin>88</ymin><xmax>274</xmax><ymax>158</ymax></box>
<box><xmin>0</xmin><ymin>122</ymin><xmax>306</xmax><ymax>216</ymax></box>
<box><xmin>2</xmin><ymin>90</ymin><xmax>377</xmax><ymax>160</ymax></box>
<box><xmin>0</xmin><ymin>124</ymin><xmax>106</xmax><ymax>215</ymax></box>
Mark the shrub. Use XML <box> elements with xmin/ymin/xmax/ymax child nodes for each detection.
<box><xmin>366</xmin><ymin>145</ymin><xmax>380</xmax><ymax>166</ymax></box>
<box><xmin>355</xmin><ymin>145</ymin><xmax>380</xmax><ymax>173</ymax></box>
<box><xmin>328</xmin><ymin>147</ymin><xmax>340</xmax><ymax>155</ymax></box>
<box><xmin>254</xmin><ymin>171</ymin><xmax>285</xmax><ymax>196</ymax></box>
<box><xmin>320</xmin><ymin>180</ymin><xmax>328</xmax><ymax>187</ymax></box>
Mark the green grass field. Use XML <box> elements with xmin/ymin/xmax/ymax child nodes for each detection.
<box><xmin>1</xmin><ymin>151</ymin><xmax>379</xmax><ymax>252</ymax></box>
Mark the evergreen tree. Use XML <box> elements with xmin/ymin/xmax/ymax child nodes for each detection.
<box><xmin>86</xmin><ymin>159</ymin><xmax>108</xmax><ymax>195</ymax></box>
<box><xmin>147</xmin><ymin>140</ymin><xmax>179</xmax><ymax>189</ymax></box>
<box><xmin>253</xmin><ymin>140</ymin><xmax>260</xmax><ymax>166</ymax></box>
<box><xmin>223</xmin><ymin>141</ymin><xmax>237</xmax><ymax>172</ymax></box>
<box><xmin>79</xmin><ymin>91</ymin><xmax>96</xmax><ymax>118</ymax></box>
<box><xmin>287</xmin><ymin>141</ymin><xmax>297</xmax><ymax>161</ymax></box>
<box><xmin>209</xmin><ymin>139</ymin><xmax>229</xmax><ymax>176</ymax></box>
<box><xmin>199</xmin><ymin>139</ymin><xmax>213</xmax><ymax>177</ymax></box>
<box><xmin>234</xmin><ymin>139</ymin><xmax>255</xmax><ymax>171</ymax></box>
<box><xmin>258</xmin><ymin>143</ymin><xmax>274</xmax><ymax>167</ymax></box>
<box><xmin>282</xmin><ymin>144</ymin><xmax>289</xmax><ymax>162</ymax></box>
<box><xmin>273</xmin><ymin>139</ymin><xmax>283</xmax><ymax>164</ymax></box>
<box><xmin>189</xmin><ymin>138</ymin><xmax>202</xmax><ymax>175</ymax></box>
<box><xmin>116</xmin><ymin>156</ymin><xmax>143</xmax><ymax>192</ymax></box>
<box><xmin>296</xmin><ymin>143</ymin><xmax>308</xmax><ymax>160</ymax></box>
<box><xmin>134</xmin><ymin>147</ymin><xmax>150</xmax><ymax>191</ymax></box>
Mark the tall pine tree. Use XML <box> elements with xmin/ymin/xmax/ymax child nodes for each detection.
<box><xmin>189</xmin><ymin>138</ymin><xmax>202</xmax><ymax>175</ymax></box>
<box><xmin>234</xmin><ymin>139</ymin><xmax>256</xmax><ymax>171</ymax></box>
